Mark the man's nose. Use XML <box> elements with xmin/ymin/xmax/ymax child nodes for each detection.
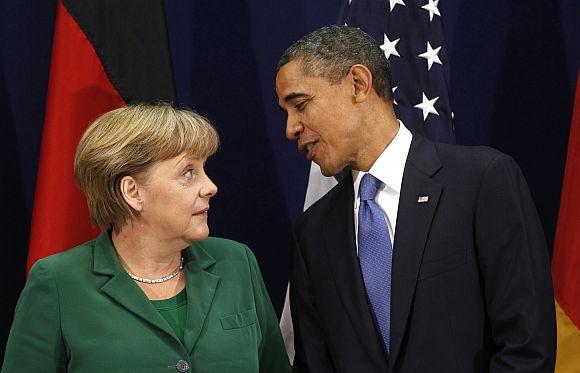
<box><xmin>285</xmin><ymin>115</ymin><xmax>303</xmax><ymax>141</ymax></box>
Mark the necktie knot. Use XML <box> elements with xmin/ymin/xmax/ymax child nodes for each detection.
<box><xmin>360</xmin><ymin>173</ymin><xmax>383</xmax><ymax>201</ymax></box>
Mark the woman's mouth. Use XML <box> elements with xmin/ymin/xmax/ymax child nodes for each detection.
<box><xmin>193</xmin><ymin>208</ymin><xmax>209</xmax><ymax>216</ymax></box>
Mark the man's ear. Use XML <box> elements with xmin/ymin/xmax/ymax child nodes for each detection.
<box><xmin>349</xmin><ymin>64</ymin><xmax>373</xmax><ymax>103</ymax></box>
<box><xmin>120</xmin><ymin>176</ymin><xmax>144</xmax><ymax>212</ymax></box>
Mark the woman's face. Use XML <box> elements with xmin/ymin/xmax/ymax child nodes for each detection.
<box><xmin>138</xmin><ymin>153</ymin><xmax>217</xmax><ymax>245</ymax></box>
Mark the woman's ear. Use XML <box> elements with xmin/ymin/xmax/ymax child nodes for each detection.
<box><xmin>120</xmin><ymin>176</ymin><xmax>143</xmax><ymax>212</ymax></box>
<box><xmin>349</xmin><ymin>64</ymin><xmax>373</xmax><ymax>103</ymax></box>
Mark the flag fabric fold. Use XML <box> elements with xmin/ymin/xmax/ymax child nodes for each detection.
<box><xmin>552</xmin><ymin>70</ymin><xmax>580</xmax><ymax>372</ymax></box>
<box><xmin>27</xmin><ymin>0</ymin><xmax>175</xmax><ymax>272</ymax></box>
<box><xmin>340</xmin><ymin>0</ymin><xmax>455</xmax><ymax>143</ymax></box>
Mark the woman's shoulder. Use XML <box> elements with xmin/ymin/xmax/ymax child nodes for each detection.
<box><xmin>193</xmin><ymin>237</ymin><xmax>252</xmax><ymax>262</ymax></box>
<box><xmin>192</xmin><ymin>237</ymin><xmax>264</xmax><ymax>271</ymax></box>
<box><xmin>191</xmin><ymin>237</ymin><xmax>265</xmax><ymax>288</ymax></box>
<box><xmin>29</xmin><ymin>238</ymin><xmax>97</xmax><ymax>277</ymax></box>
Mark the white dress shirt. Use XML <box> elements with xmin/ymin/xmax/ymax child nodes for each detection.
<box><xmin>353</xmin><ymin>122</ymin><xmax>413</xmax><ymax>252</ymax></box>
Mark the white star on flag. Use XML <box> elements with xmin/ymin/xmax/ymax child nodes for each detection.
<box><xmin>421</xmin><ymin>0</ymin><xmax>441</xmax><ymax>22</ymax></box>
<box><xmin>414</xmin><ymin>93</ymin><xmax>439</xmax><ymax>120</ymax></box>
<box><xmin>392</xmin><ymin>86</ymin><xmax>398</xmax><ymax>105</ymax></box>
<box><xmin>418</xmin><ymin>42</ymin><xmax>442</xmax><ymax>70</ymax></box>
<box><xmin>389</xmin><ymin>0</ymin><xmax>405</xmax><ymax>12</ymax></box>
<box><xmin>380</xmin><ymin>34</ymin><xmax>401</xmax><ymax>59</ymax></box>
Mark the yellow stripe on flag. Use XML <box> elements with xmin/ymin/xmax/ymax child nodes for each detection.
<box><xmin>555</xmin><ymin>300</ymin><xmax>580</xmax><ymax>372</ymax></box>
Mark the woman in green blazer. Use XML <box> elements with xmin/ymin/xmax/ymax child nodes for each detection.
<box><xmin>2</xmin><ymin>104</ymin><xmax>291</xmax><ymax>373</ymax></box>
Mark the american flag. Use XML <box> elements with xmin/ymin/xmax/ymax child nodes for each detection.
<box><xmin>340</xmin><ymin>0</ymin><xmax>455</xmax><ymax>143</ymax></box>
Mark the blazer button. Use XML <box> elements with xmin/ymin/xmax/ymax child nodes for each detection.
<box><xmin>175</xmin><ymin>360</ymin><xmax>190</xmax><ymax>372</ymax></box>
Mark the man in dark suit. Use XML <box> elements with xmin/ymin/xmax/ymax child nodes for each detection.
<box><xmin>275</xmin><ymin>25</ymin><xmax>556</xmax><ymax>373</ymax></box>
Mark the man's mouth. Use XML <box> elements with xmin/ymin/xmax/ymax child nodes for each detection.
<box><xmin>299</xmin><ymin>139</ymin><xmax>318</xmax><ymax>156</ymax></box>
<box><xmin>302</xmin><ymin>141</ymin><xmax>318</xmax><ymax>161</ymax></box>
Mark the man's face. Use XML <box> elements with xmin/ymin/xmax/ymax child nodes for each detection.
<box><xmin>276</xmin><ymin>60</ymin><xmax>360</xmax><ymax>176</ymax></box>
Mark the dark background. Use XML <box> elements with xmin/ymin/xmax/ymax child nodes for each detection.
<box><xmin>1</xmin><ymin>0</ymin><xmax>579</xmax><ymax>356</ymax></box>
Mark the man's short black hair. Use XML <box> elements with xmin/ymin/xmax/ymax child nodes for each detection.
<box><xmin>278</xmin><ymin>25</ymin><xmax>393</xmax><ymax>101</ymax></box>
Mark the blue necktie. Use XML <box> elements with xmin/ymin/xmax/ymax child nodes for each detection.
<box><xmin>358</xmin><ymin>173</ymin><xmax>392</xmax><ymax>354</ymax></box>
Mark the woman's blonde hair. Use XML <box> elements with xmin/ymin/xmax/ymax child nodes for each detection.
<box><xmin>74</xmin><ymin>103</ymin><xmax>219</xmax><ymax>232</ymax></box>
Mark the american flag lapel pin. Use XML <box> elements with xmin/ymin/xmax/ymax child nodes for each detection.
<box><xmin>418</xmin><ymin>195</ymin><xmax>429</xmax><ymax>203</ymax></box>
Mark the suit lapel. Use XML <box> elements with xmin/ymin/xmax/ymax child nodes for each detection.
<box><xmin>182</xmin><ymin>242</ymin><xmax>220</xmax><ymax>354</ymax></box>
<box><xmin>323</xmin><ymin>175</ymin><xmax>388</xmax><ymax>367</ymax></box>
<box><xmin>389</xmin><ymin>136</ymin><xmax>443</xmax><ymax>366</ymax></box>
<box><xmin>93</xmin><ymin>233</ymin><xmax>181</xmax><ymax>344</ymax></box>
<box><xmin>93</xmin><ymin>233</ymin><xmax>221</xmax><ymax>353</ymax></box>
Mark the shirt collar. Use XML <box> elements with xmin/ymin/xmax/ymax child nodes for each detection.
<box><xmin>352</xmin><ymin>121</ymin><xmax>413</xmax><ymax>197</ymax></box>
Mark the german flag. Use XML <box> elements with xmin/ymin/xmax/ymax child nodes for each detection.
<box><xmin>552</xmin><ymin>70</ymin><xmax>580</xmax><ymax>372</ymax></box>
<box><xmin>27</xmin><ymin>0</ymin><xmax>175</xmax><ymax>272</ymax></box>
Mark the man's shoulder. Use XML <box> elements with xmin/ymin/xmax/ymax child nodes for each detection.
<box><xmin>414</xmin><ymin>138</ymin><xmax>524</xmax><ymax>191</ymax></box>
<box><xmin>428</xmin><ymin>139</ymin><xmax>513</xmax><ymax>174</ymax></box>
<box><xmin>294</xmin><ymin>177</ymin><xmax>350</xmax><ymax>232</ymax></box>
<box><xmin>435</xmin><ymin>141</ymin><xmax>504</xmax><ymax>161</ymax></box>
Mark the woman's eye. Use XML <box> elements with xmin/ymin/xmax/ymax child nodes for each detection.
<box><xmin>184</xmin><ymin>169</ymin><xmax>193</xmax><ymax>178</ymax></box>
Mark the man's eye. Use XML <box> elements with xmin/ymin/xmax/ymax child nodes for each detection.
<box><xmin>295</xmin><ymin>102</ymin><xmax>306</xmax><ymax>111</ymax></box>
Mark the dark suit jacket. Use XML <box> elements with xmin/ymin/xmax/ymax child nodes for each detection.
<box><xmin>2</xmin><ymin>232</ymin><xmax>291</xmax><ymax>373</ymax></box>
<box><xmin>290</xmin><ymin>135</ymin><xmax>556</xmax><ymax>373</ymax></box>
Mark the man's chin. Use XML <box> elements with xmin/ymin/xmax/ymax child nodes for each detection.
<box><xmin>320</xmin><ymin>169</ymin><xmax>335</xmax><ymax>177</ymax></box>
<box><xmin>318</xmin><ymin>164</ymin><xmax>341</xmax><ymax>177</ymax></box>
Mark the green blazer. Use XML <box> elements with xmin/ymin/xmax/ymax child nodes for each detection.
<box><xmin>2</xmin><ymin>232</ymin><xmax>291</xmax><ymax>373</ymax></box>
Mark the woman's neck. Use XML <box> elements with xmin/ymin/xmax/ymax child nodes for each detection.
<box><xmin>111</xmin><ymin>224</ymin><xmax>187</xmax><ymax>300</ymax></box>
<box><xmin>112</xmin><ymin>227</ymin><xmax>183</xmax><ymax>276</ymax></box>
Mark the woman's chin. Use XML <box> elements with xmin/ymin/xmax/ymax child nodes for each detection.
<box><xmin>185</xmin><ymin>225</ymin><xmax>210</xmax><ymax>243</ymax></box>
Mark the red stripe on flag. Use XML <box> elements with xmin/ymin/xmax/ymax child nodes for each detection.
<box><xmin>552</xmin><ymin>69</ymin><xmax>580</xmax><ymax>328</ymax></box>
<box><xmin>27</xmin><ymin>0</ymin><xmax>125</xmax><ymax>273</ymax></box>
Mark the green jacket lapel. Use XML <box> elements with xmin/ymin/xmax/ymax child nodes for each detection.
<box><xmin>183</xmin><ymin>241</ymin><xmax>220</xmax><ymax>354</ymax></box>
<box><xmin>92</xmin><ymin>232</ymin><xmax>182</xmax><ymax>345</ymax></box>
